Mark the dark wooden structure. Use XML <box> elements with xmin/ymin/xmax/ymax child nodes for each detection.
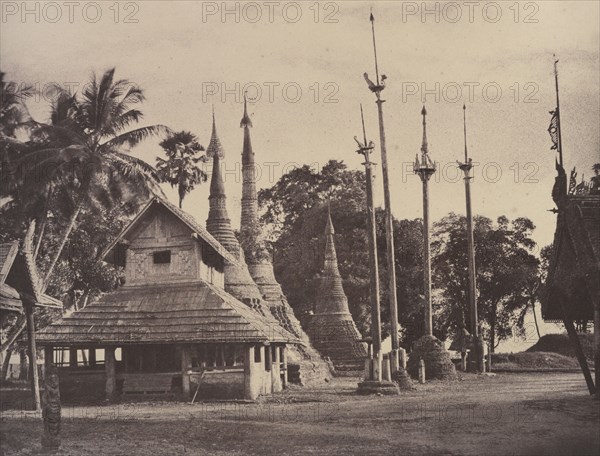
<box><xmin>0</xmin><ymin>240</ymin><xmax>62</xmax><ymax>410</ymax></box>
<box><xmin>37</xmin><ymin>198</ymin><xmax>298</xmax><ymax>401</ymax></box>
<box><xmin>543</xmin><ymin>165</ymin><xmax>599</xmax><ymax>395</ymax></box>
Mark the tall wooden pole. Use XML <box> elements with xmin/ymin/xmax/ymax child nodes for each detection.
<box><xmin>356</xmin><ymin>104</ymin><xmax>382</xmax><ymax>381</ymax></box>
<box><xmin>414</xmin><ymin>107</ymin><xmax>436</xmax><ymax>337</ymax></box>
<box><xmin>553</xmin><ymin>57</ymin><xmax>564</xmax><ymax>168</ymax></box>
<box><xmin>459</xmin><ymin>105</ymin><xmax>484</xmax><ymax>372</ymax></box>
<box><xmin>366</xmin><ymin>11</ymin><xmax>399</xmax><ymax>372</ymax></box>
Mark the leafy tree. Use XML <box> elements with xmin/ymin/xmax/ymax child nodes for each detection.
<box><xmin>260</xmin><ymin>160</ymin><xmax>424</xmax><ymax>346</ymax></box>
<box><xmin>155</xmin><ymin>130</ymin><xmax>207</xmax><ymax>209</ymax></box>
<box><xmin>432</xmin><ymin>213</ymin><xmax>540</xmax><ymax>352</ymax></box>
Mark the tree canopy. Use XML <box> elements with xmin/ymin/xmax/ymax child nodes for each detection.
<box><xmin>432</xmin><ymin>213</ymin><xmax>542</xmax><ymax>351</ymax></box>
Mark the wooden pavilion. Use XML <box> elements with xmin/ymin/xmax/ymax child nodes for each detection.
<box><xmin>36</xmin><ymin>198</ymin><xmax>299</xmax><ymax>401</ymax></box>
<box><xmin>543</xmin><ymin>165</ymin><xmax>600</xmax><ymax>395</ymax></box>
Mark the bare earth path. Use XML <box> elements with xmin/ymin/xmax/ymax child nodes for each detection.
<box><xmin>1</xmin><ymin>373</ymin><xmax>598</xmax><ymax>455</ymax></box>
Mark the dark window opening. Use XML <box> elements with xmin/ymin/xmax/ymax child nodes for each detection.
<box><xmin>153</xmin><ymin>250</ymin><xmax>171</xmax><ymax>264</ymax></box>
<box><xmin>254</xmin><ymin>346</ymin><xmax>261</xmax><ymax>363</ymax></box>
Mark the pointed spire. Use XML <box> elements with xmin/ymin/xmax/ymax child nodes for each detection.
<box><xmin>369</xmin><ymin>8</ymin><xmax>380</xmax><ymax>87</ymax></box>
<box><xmin>415</xmin><ymin>106</ymin><xmax>436</xmax><ymax>178</ymax></box>
<box><xmin>240</xmin><ymin>93</ymin><xmax>253</xmax><ymax>128</ymax></box>
<box><xmin>206</xmin><ymin>112</ymin><xmax>237</xmax><ymax>254</ymax></box>
<box><xmin>325</xmin><ymin>202</ymin><xmax>334</xmax><ymax>235</ymax></box>
<box><xmin>323</xmin><ymin>207</ymin><xmax>338</xmax><ymax>274</ymax></box>
<box><xmin>463</xmin><ymin>104</ymin><xmax>468</xmax><ymax>163</ymax></box>
<box><xmin>209</xmin><ymin>152</ymin><xmax>226</xmax><ymax>198</ymax></box>
<box><xmin>206</xmin><ymin>107</ymin><xmax>224</xmax><ymax>158</ymax></box>
<box><xmin>421</xmin><ymin>105</ymin><xmax>428</xmax><ymax>155</ymax></box>
<box><xmin>240</xmin><ymin>98</ymin><xmax>260</xmax><ymax>250</ymax></box>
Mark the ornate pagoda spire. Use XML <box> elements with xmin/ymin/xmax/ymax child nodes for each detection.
<box><xmin>322</xmin><ymin>204</ymin><xmax>340</xmax><ymax>279</ymax></box>
<box><xmin>317</xmin><ymin>205</ymin><xmax>352</xmax><ymax>315</ymax></box>
<box><xmin>306</xmin><ymin>206</ymin><xmax>367</xmax><ymax>374</ymax></box>
<box><xmin>204</xmin><ymin>111</ymin><xmax>266</xmax><ymax>308</ymax></box>
<box><xmin>235</xmin><ymin>99</ymin><xmax>332</xmax><ymax>372</ymax></box>
<box><xmin>206</xmin><ymin>107</ymin><xmax>224</xmax><ymax>159</ymax></box>
<box><xmin>206</xmin><ymin>110</ymin><xmax>238</xmax><ymax>253</ymax></box>
<box><xmin>240</xmin><ymin>94</ymin><xmax>260</xmax><ymax>249</ymax></box>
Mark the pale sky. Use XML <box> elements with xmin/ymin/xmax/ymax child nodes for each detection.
<box><xmin>2</xmin><ymin>0</ymin><xmax>598</xmax><ymax>350</ymax></box>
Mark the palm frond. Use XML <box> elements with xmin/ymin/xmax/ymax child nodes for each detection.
<box><xmin>102</xmin><ymin>125</ymin><xmax>171</xmax><ymax>149</ymax></box>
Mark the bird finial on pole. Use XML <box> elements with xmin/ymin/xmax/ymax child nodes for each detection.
<box><xmin>354</xmin><ymin>104</ymin><xmax>375</xmax><ymax>159</ymax></box>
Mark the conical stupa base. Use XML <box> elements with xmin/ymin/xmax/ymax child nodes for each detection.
<box><xmin>391</xmin><ymin>367</ymin><xmax>416</xmax><ymax>390</ymax></box>
<box><xmin>407</xmin><ymin>335</ymin><xmax>458</xmax><ymax>381</ymax></box>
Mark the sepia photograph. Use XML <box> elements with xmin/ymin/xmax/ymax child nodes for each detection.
<box><xmin>0</xmin><ymin>1</ymin><xmax>599</xmax><ymax>455</ymax></box>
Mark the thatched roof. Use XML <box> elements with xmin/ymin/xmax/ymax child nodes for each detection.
<box><xmin>0</xmin><ymin>241</ymin><xmax>62</xmax><ymax>311</ymax></box>
<box><xmin>102</xmin><ymin>197</ymin><xmax>238</xmax><ymax>266</ymax></box>
<box><xmin>36</xmin><ymin>281</ymin><xmax>301</xmax><ymax>346</ymax></box>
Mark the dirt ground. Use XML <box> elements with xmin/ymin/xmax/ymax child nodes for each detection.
<box><xmin>1</xmin><ymin>372</ymin><xmax>598</xmax><ymax>456</ymax></box>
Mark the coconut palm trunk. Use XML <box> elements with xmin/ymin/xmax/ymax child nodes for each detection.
<box><xmin>42</xmin><ymin>189</ymin><xmax>87</xmax><ymax>292</ymax></box>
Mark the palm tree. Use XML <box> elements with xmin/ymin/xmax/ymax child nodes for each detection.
<box><xmin>0</xmin><ymin>71</ymin><xmax>34</xmax><ymax>138</ymax></box>
<box><xmin>7</xmin><ymin>68</ymin><xmax>169</xmax><ymax>290</ymax></box>
<box><xmin>156</xmin><ymin>130</ymin><xmax>207</xmax><ymax>208</ymax></box>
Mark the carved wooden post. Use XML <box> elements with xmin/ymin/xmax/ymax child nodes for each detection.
<box><xmin>69</xmin><ymin>348</ymin><xmax>77</xmax><ymax>368</ymax></box>
<box><xmin>44</xmin><ymin>346</ymin><xmax>53</xmax><ymax>377</ymax></box>
<box><xmin>24</xmin><ymin>300</ymin><xmax>41</xmax><ymax>411</ymax></box>
<box><xmin>105</xmin><ymin>347</ymin><xmax>116</xmax><ymax>401</ymax></box>
<box><xmin>41</xmin><ymin>365</ymin><xmax>61</xmax><ymax>450</ymax></box>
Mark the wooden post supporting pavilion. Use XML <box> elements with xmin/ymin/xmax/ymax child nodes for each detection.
<box><xmin>281</xmin><ymin>346</ymin><xmax>288</xmax><ymax>388</ymax></box>
<box><xmin>244</xmin><ymin>345</ymin><xmax>259</xmax><ymax>400</ymax></box>
<box><xmin>272</xmin><ymin>346</ymin><xmax>282</xmax><ymax>393</ymax></box>
<box><xmin>105</xmin><ymin>347</ymin><xmax>116</xmax><ymax>401</ymax></box>
<box><xmin>181</xmin><ymin>345</ymin><xmax>191</xmax><ymax>398</ymax></box>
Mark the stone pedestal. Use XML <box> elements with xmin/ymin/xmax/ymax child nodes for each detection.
<box><xmin>399</xmin><ymin>348</ymin><xmax>407</xmax><ymax>370</ymax></box>
<box><xmin>467</xmin><ymin>335</ymin><xmax>486</xmax><ymax>373</ymax></box>
<box><xmin>407</xmin><ymin>335</ymin><xmax>457</xmax><ymax>381</ymax></box>
<box><xmin>382</xmin><ymin>355</ymin><xmax>391</xmax><ymax>382</ymax></box>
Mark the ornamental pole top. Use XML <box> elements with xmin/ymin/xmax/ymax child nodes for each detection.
<box><xmin>414</xmin><ymin>106</ymin><xmax>436</xmax><ymax>179</ymax></box>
